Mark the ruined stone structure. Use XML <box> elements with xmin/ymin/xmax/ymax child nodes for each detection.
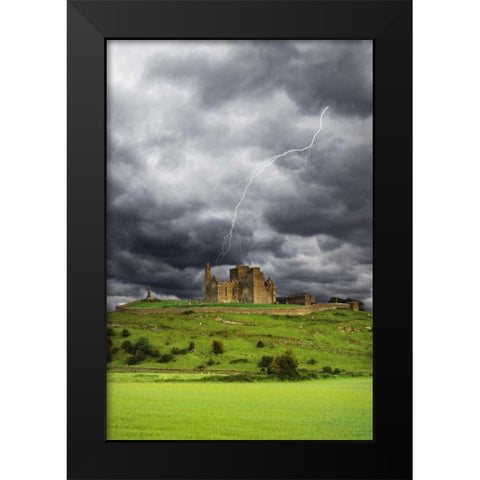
<box><xmin>328</xmin><ymin>297</ymin><xmax>364</xmax><ymax>311</ymax></box>
<box><xmin>204</xmin><ymin>262</ymin><xmax>276</xmax><ymax>304</ymax></box>
<box><xmin>276</xmin><ymin>292</ymin><xmax>316</xmax><ymax>306</ymax></box>
<box><xmin>146</xmin><ymin>285</ymin><xmax>153</xmax><ymax>302</ymax></box>
<box><xmin>144</xmin><ymin>285</ymin><xmax>160</xmax><ymax>302</ymax></box>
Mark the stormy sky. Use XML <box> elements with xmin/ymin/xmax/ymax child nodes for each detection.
<box><xmin>106</xmin><ymin>40</ymin><xmax>372</xmax><ymax>311</ymax></box>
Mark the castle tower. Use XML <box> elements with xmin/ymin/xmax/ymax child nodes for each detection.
<box><xmin>204</xmin><ymin>262</ymin><xmax>212</xmax><ymax>301</ymax></box>
<box><xmin>266</xmin><ymin>277</ymin><xmax>276</xmax><ymax>304</ymax></box>
<box><xmin>204</xmin><ymin>263</ymin><xmax>276</xmax><ymax>304</ymax></box>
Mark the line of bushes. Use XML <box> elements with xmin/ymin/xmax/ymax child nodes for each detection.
<box><xmin>109</xmin><ymin>335</ymin><xmax>225</xmax><ymax>366</ymax></box>
<box><xmin>123</xmin><ymin>337</ymin><xmax>160</xmax><ymax>365</ymax></box>
<box><xmin>256</xmin><ymin>351</ymin><xmax>346</xmax><ymax>380</ymax></box>
<box><xmin>114</xmin><ymin>337</ymin><xmax>201</xmax><ymax>365</ymax></box>
<box><xmin>108</xmin><ymin>331</ymin><xmax>348</xmax><ymax>379</ymax></box>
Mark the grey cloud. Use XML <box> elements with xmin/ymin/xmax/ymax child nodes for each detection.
<box><xmin>144</xmin><ymin>40</ymin><xmax>372</xmax><ymax>118</ymax></box>
<box><xmin>263</xmin><ymin>143</ymin><xmax>372</xmax><ymax>247</ymax></box>
<box><xmin>106</xmin><ymin>40</ymin><xmax>373</xmax><ymax>310</ymax></box>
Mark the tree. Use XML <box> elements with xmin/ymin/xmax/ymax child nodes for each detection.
<box><xmin>212</xmin><ymin>340</ymin><xmax>224</xmax><ymax>355</ymax></box>
<box><xmin>258</xmin><ymin>355</ymin><xmax>273</xmax><ymax>368</ymax></box>
<box><xmin>121</xmin><ymin>340</ymin><xmax>133</xmax><ymax>353</ymax></box>
<box><xmin>269</xmin><ymin>349</ymin><xmax>299</xmax><ymax>380</ymax></box>
<box><xmin>133</xmin><ymin>337</ymin><xmax>152</xmax><ymax>354</ymax></box>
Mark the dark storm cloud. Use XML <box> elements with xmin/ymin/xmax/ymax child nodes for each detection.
<box><xmin>107</xmin><ymin>204</ymin><xmax>288</xmax><ymax>272</ymax></box>
<box><xmin>106</xmin><ymin>40</ymin><xmax>373</xmax><ymax>310</ymax></box>
<box><xmin>272</xmin><ymin>262</ymin><xmax>372</xmax><ymax>305</ymax></box>
<box><xmin>264</xmin><ymin>143</ymin><xmax>372</xmax><ymax>246</ymax></box>
<box><xmin>108</xmin><ymin>254</ymin><xmax>205</xmax><ymax>301</ymax></box>
<box><xmin>144</xmin><ymin>40</ymin><xmax>372</xmax><ymax>118</ymax></box>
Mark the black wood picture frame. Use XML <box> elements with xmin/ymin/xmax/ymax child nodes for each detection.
<box><xmin>67</xmin><ymin>1</ymin><xmax>412</xmax><ymax>478</ymax></box>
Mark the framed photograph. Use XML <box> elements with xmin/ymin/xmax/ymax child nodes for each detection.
<box><xmin>68</xmin><ymin>1</ymin><xmax>411</xmax><ymax>478</ymax></box>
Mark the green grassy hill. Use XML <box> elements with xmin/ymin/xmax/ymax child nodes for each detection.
<box><xmin>107</xmin><ymin>307</ymin><xmax>373</xmax><ymax>375</ymax></box>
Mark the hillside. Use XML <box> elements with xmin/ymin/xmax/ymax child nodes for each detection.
<box><xmin>107</xmin><ymin>306</ymin><xmax>373</xmax><ymax>375</ymax></box>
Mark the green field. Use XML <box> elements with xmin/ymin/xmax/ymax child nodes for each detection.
<box><xmin>107</xmin><ymin>373</ymin><xmax>372</xmax><ymax>440</ymax></box>
<box><xmin>125</xmin><ymin>300</ymin><xmax>303</xmax><ymax>309</ymax></box>
<box><xmin>107</xmin><ymin>306</ymin><xmax>373</xmax><ymax>439</ymax></box>
<box><xmin>107</xmin><ymin>308</ymin><xmax>373</xmax><ymax>374</ymax></box>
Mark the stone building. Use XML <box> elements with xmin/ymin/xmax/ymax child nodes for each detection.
<box><xmin>204</xmin><ymin>262</ymin><xmax>276</xmax><ymax>304</ymax></box>
<box><xmin>276</xmin><ymin>292</ymin><xmax>316</xmax><ymax>306</ymax></box>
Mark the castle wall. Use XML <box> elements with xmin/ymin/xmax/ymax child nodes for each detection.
<box><xmin>277</xmin><ymin>293</ymin><xmax>315</xmax><ymax>306</ymax></box>
<box><xmin>212</xmin><ymin>281</ymin><xmax>240</xmax><ymax>303</ymax></box>
<box><xmin>229</xmin><ymin>265</ymin><xmax>250</xmax><ymax>282</ymax></box>
<box><xmin>251</xmin><ymin>268</ymin><xmax>266</xmax><ymax>303</ymax></box>
<box><xmin>116</xmin><ymin>302</ymin><xmax>351</xmax><ymax>316</ymax></box>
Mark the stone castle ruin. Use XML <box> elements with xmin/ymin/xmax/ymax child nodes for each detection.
<box><xmin>277</xmin><ymin>292</ymin><xmax>316</xmax><ymax>306</ymax></box>
<box><xmin>204</xmin><ymin>263</ymin><xmax>276</xmax><ymax>304</ymax></box>
<box><xmin>115</xmin><ymin>268</ymin><xmax>363</xmax><ymax>313</ymax></box>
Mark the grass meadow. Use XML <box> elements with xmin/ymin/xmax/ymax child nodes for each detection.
<box><xmin>107</xmin><ymin>373</ymin><xmax>373</xmax><ymax>440</ymax></box>
<box><xmin>106</xmin><ymin>306</ymin><xmax>373</xmax><ymax>439</ymax></box>
<box><xmin>107</xmin><ymin>308</ymin><xmax>373</xmax><ymax>374</ymax></box>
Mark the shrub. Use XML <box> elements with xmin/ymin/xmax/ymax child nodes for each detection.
<box><xmin>212</xmin><ymin>340</ymin><xmax>224</xmax><ymax>354</ymax></box>
<box><xmin>256</xmin><ymin>340</ymin><xmax>265</xmax><ymax>348</ymax></box>
<box><xmin>258</xmin><ymin>356</ymin><xmax>274</xmax><ymax>368</ymax></box>
<box><xmin>188</xmin><ymin>341</ymin><xmax>195</xmax><ymax>352</ymax></box>
<box><xmin>197</xmin><ymin>364</ymin><xmax>205</xmax><ymax>370</ymax></box>
<box><xmin>333</xmin><ymin>368</ymin><xmax>341</xmax><ymax>375</ymax></box>
<box><xmin>206</xmin><ymin>359</ymin><xmax>219</xmax><ymax>366</ymax></box>
<box><xmin>269</xmin><ymin>349</ymin><xmax>300</xmax><ymax>380</ymax></box>
<box><xmin>106</xmin><ymin>327</ymin><xmax>116</xmax><ymax>337</ymax></box>
<box><xmin>126</xmin><ymin>355</ymin><xmax>137</xmax><ymax>365</ymax></box>
<box><xmin>182</xmin><ymin>310</ymin><xmax>195</xmax><ymax>315</ymax></box>
<box><xmin>110</xmin><ymin>346</ymin><xmax>119</xmax><ymax>354</ymax></box>
<box><xmin>121</xmin><ymin>328</ymin><xmax>130</xmax><ymax>337</ymax></box>
<box><xmin>200</xmin><ymin>373</ymin><xmax>254</xmax><ymax>383</ymax></box>
<box><xmin>322</xmin><ymin>366</ymin><xmax>333</xmax><ymax>374</ymax></box>
<box><xmin>158</xmin><ymin>353</ymin><xmax>174</xmax><ymax>363</ymax></box>
<box><xmin>230</xmin><ymin>358</ymin><xmax>249</xmax><ymax>364</ymax></box>
<box><xmin>171</xmin><ymin>347</ymin><xmax>188</xmax><ymax>355</ymax></box>
<box><xmin>106</xmin><ymin>350</ymin><xmax>113</xmax><ymax>363</ymax></box>
<box><xmin>150</xmin><ymin>348</ymin><xmax>160</xmax><ymax>357</ymax></box>
<box><xmin>106</xmin><ymin>337</ymin><xmax>113</xmax><ymax>347</ymax></box>
<box><xmin>306</xmin><ymin>358</ymin><xmax>317</xmax><ymax>365</ymax></box>
<box><xmin>121</xmin><ymin>340</ymin><xmax>133</xmax><ymax>352</ymax></box>
<box><xmin>133</xmin><ymin>337</ymin><xmax>152</xmax><ymax>354</ymax></box>
<box><xmin>134</xmin><ymin>351</ymin><xmax>145</xmax><ymax>362</ymax></box>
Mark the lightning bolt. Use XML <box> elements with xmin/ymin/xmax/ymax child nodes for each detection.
<box><xmin>216</xmin><ymin>106</ymin><xmax>330</xmax><ymax>264</ymax></box>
